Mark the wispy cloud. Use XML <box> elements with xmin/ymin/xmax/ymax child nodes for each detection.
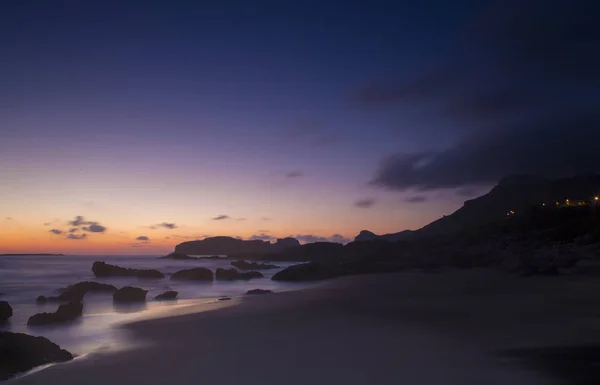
<box><xmin>261</xmin><ymin>217</ymin><xmax>272</xmax><ymax>221</ymax></box>
<box><xmin>212</xmin><ymin>215</ymin><xmax>230</xmax><ymax>221</ymax></box>
<box><xmin>405</xmin><ymin>195</ymin><xmax>428</xmax><ymax>203</ymax></box>
<box><xmin>136</xmin><ymin>236</ymin><xmax>149</xmax><ymax>241</ymax></box>
<box><xmin>152</xmin><ymin>222</ymin><xmax>177</xmax><ymax>229</ymax></box>
<box><xmin>67</xmin><ymin>233</ymin><xmax>87</xmax><ymax>240</ymax></box>
<box><xmin>49</xmin><ymin>229</ymin><xmax>63</xmax><ymax>235</ymax></box>
<box><xmin>354</xmin><ymin>198</ymin><xmax>376</xmax><ymax>208</ymax></box>
<box><xmin>286</xmin><ymin>170</ymin><xmax>303</xmax><ymax>178</ymax></box>
<box><xmin>236</xmin><ymin>218</ymin><xmax>247</xmax><ymax>221</ymax></box>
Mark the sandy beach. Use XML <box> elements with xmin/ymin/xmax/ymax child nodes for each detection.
<box><xmin>13</xmin><ymin>269</ymin><xmax>600</xmax><ymax>385</ymax></box>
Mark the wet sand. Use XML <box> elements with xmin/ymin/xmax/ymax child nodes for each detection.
<box><xmin>14</xmin><ymin>269</ymin><xmax>600</xmax><ymax>385</ymax></box>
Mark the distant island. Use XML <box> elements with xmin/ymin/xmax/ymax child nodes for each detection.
<box><xmin>0</xmin><ymin>253</ymin><xmax>65</xmax><ymax>256</ymax></box>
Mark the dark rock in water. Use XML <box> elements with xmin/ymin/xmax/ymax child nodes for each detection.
<box><xmin>218</xmin><ymin>297</ymin><xmax>232</xmax><ymax>301</ymax></box>
<box><xmin>231</xmin><ymin>260</ymin><xmax>279</xmax><ymax>270</ymax></box>
<box><xmin>0</xmin><ymin>301</ymin><xmax>12</xmax><ymax>322</ymax></box>
<box><xmin>113</xmin><ymin>287</ymin><xmax>147</xmax><ymax>303</ymax></box>
<box><xmin>171</xmin><ymin>267</ymin><xmax>214</xmax><ymax>281</ymax></box>
<box><xmin>246</xmin><ymin>289</ymin><xmax>273</xmax><ymax>295</ymax></box>
<box><xmin>175</xmin><ymin>236</ymin><xmax>300</xmax><ymax>257</ymax></box>
<box><xmin>28</xmin><ymin>302</ymin><xmax>83</xmax><ymax>325</ymax></box>
<box><xmin>38</xmin><ymin>281</ymin><xmax>118</xmax><ymax>304</ymax></box>
<box><xmin>92</xmin><ymin>261</ymin><xmax>165</xmax><ymax>279</ymax></box>
<box><xmin>272</xmin><ymin>263</ymin><xmax>338</xmax><ymax>281</ymax></box>
<box><xmin>0</xmin><ymin>331</ymin><xmax>73</xmax><ymax>380</ymax></box>
<box><xmin>158</xmin><ymin>252</ymin><xmax>197</xmax><ymax>260</ymax></box>
<box><xmin>154</xmin><ymin>291</ymin><xmax>178</xmax><ymax>300</ymax></box>
<box><xmin>216</xmin><ymin>268</ymin><xmax>264</xmax><ymax>280</ymax></box>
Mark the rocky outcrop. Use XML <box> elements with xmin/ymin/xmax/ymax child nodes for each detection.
<box><xmin>353</xmin><ymin>229</ymin><xmax>414</xmax><ymax>242</ymax></box>
<box><xmin>271</xmin><ymin>263</ymin><xmax>338</xmax><ymax>281</ymax></box>
<box><xmin>113</xmin><ymin>287</ymin><xmax>147</xmax><ymax>302</ymax></box>
<box><xmin>231</xmin><ymin>260</ymin><xmax>278</xmax><ymax>270</ymax></box>
<box><xmin>154</xmin><ymin>291</ymin><xmax>178</xmax><ymax>300</ymax></box>
<box><xmin>171</xmin><ymin>267</ymin><xmax>214</xmax><ymax>281</ymax></box>
<box><xmin>0</xmin><ymin>332</ymin><xmax>73</xmax><ymax>380</ymax></box>
<box><xmin>215</xmin><ymin>268</ymin><xmax>264</xmax><ymax>280</ymax></box>
<box><xmin>246</xmin><ymin>289</ymin><xmax>273</xmax><ymax>295</ymax></box>
<box><xmin>158</xmin><ymin>252</ymin><xmax>198</xmax><ymax>260</ymax></box>
<box><xmin>197</xmin><ymin>255</ymin><xmax>222</xmax><ymax>260</ymax></box>
<box><xmin>37</xmin><ymin>281</ymin><xmax>117</xmax><ymax>303</ymax></box>
<box><xmin>218</xmin><ymin>297</ymin><xmax>232</xmax><ymax>301</ymax></box>
<box><xmin>28</xmin><ymin>302</ymin><xmax>83</xmax><ymax>325</ymax></box>
<box><xmin>92</xmin><ymin>261</ymin><xmax>165</xmax><ymax>279</ymax></box>
<box><xmin>0</xmin><ymin>301</ymin><xmax>12</xmax><ymax>322</ymax></box>
<box><xmin>175</xmin><ymin>236</ymin><xmax>300</xmax><ymax>256</ymax></box>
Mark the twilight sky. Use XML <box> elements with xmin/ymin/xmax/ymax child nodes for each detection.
<box><xmin>1</xmin><ymin>1</ymin><xmax>598</xmax><ymax>254</ymax></box>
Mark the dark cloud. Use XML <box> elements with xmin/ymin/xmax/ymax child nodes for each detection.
<box><xmin>354</xmin><ymin>198</ymin><xmax>376</xmax><ymax>208</ymax></box>
<box><xmin>248</xmin><ymin>233</ymin><xmax>276</xmax><ymax>242</ymax></box>
<box><xmin>49</xmin><ymin>229</ymin><xmax>63</xmax><ymax>235</ymax></box>
<box><xmin>136</xmin><ymin>236</ymin><xmax>149</xmax><ymax>241</ymax></box>
<box><xmin>285</xmin><ymin>118</ymin><xmax>342</xmax><ymax>147</ymax></box>
<box><xmin>67</xmin><ymin>233</ymin><xmax>87</xmax><ymax>240</ymax></box>
<box><xmin>5</xmin><ymin>217</ymin><xmax>12</xmax><ymax>220</ymax></box>
<box><xmin>82</xmin><ymin>224</ymin><xmax>106</xmax><ymax>233</ymax></box>
<box><xmin>361</xmin><ymin>1</ymin><xmax>600</xmax><ymax>190</ymax></box>
<box><xmin>156</xmin><ymin>222</ymin><xmax>177</xmax><ymax>229</ymax></box>
<box><xmin>292</xmin><ymin>234</ymin><xmax>351</xmax><ymax>244</ymax></box>
<box><xmin>67</xmin><ymin>216</ymin><xmax>107</xmax><ymax>233</ymax></box>
<box><xmin>286</xmin><ymin>171</ymin><xmax>303</xmax><ymax>178</ymax></box>
<box><xmin>236</xmin><ymin>218</ymin><xmax>247</xmax><ymax>221</ymax></box>
<box><xmin>69</xmin><ymin>228</ymin><xmax>79</xmax><ymax>233</ymax></box>
<box><xmin>405</xmin><ymin>195</ymin><xmax>428</xmax><ymax>203</ymax></box>
<box><xmin>212</xmin><ymin>215</ymin><xmax>230</xmax><ymax>221</ymax></box>
<box><xmin>43</xmin><ymin>222</ymin><xmax>51</xmax><ymax>226</ymax></box>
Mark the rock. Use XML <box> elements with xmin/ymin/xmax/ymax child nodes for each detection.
<box><xmin>37</xmin><ymin>281</ymin><xmax>117</xmax><ymax>303</ymax></box>
<box><xmin>216</xmin><ymin>268</ymin><xmax>264</xmax><ymax>280</ymax></box>
<box><xmin>92</xmin><ymin>261</ymin><xmax>165</xmax><ymax>279</ymax></box>
<box><xmin>158</xmin><ymin>252</ymin><xmax>197</xmax><ymax>260</ymax></box>
<box><xmin>271</xmin><ymin>262</ymin><xmax>338</xmax><ymax>281</ymax></box>
<box><xmin>197</xmin><ymin>255</ymin><xmax>222</xmax><ymax>260</ymax></box>
<box><xmin>231</xmin><ymin>260</ymin><xmax>279</xmax><ymax>270</ymax></box>
<box><xmin>246</xmin><ymin>289</ymin><xmax>273</xmax><ymax>295</ymax></box>
<box><xmin>113</xmin><ymin>286</ymin><xmax>148</xmax><ymax>302</ymax></box>
<box><xmin>218</xmin><ymin>297</ymin><xmax>232</xmax><ymax>301</ymax></box>
<box><xmin>0</xmin><ymin>332</ymin><xmax>73</xmax><ymax>380</ymax></box>
<box><xmin>28</xmin><ymin>302</ymin><xmax>83</xmax><ymax>325</ymax></box>
<box><xmin>154</xmin><ymin>291</ymin><xmax>178</xmax><ymax>300</ymax></box>
<box><xmin>171</xmin><ymin>267</ymin><xmax>214</xmax><ymax>281</ymax></box>
<box><xmin>0</xmin><ymin>301</ymin><xmax>12</xmax><ymax>322</ymax></box>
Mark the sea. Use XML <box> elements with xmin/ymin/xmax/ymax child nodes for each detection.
<box><xmin>0</xmin><ymin>255</ymin><xmax>318</xmax><ymax>355</ymax></box>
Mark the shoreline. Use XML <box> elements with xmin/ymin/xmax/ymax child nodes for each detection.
<box><xmin>13</xmin><ymin>269</ymin><xmax>600</xmax><ymax>384</ymax></box>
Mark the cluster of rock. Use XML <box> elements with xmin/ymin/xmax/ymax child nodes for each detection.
<box><xmin>28</xmin><ymin>302</ymin><xmax>83</xmax><ymax>326</ymax></box>
<box><xmin>0</xmin><ymin>332</ymin><xmax>73</xmax><ymax>381</ymax></box>
<box><xmin>37</xmin><ymin>281</ymin><xmax>117</xmax><ymax>303</ymax></box>
<box><xmin>216</xmin><ymin>268</ymin><xmax>263</xmax><ymax>280</ymax></box>
<box><xmin>231</xmin><ymin>260</ymin><xmax>278</xmax><ymax>270</ymax></box>
<box><xmin>92</xmin><ymin>261</ymin><xmax>164</xmax><ymax>279</ymax></box>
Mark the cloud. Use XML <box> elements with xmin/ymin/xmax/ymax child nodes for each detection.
<box><xmin>136</xmin><ymin>236</ymin><xmax>149</xmax><ymax>241</ymax></box>
<box><xmin>5</xmin><ymin>217</ymin><xmax>12</xmax><ymax>220</ymax></box>
<box><xmin>49</xmin><ymin>229</ymin><xmax>63</xmax><ymax>235</ymax></box>
<box><xmin>164</xmin><ymin>236</ymin><xmax>171</xmax><ymax>240</ymax></box>
<box><xmin>248</xmin><ymin>233</ymin><xmax>276</xmax><ymax>241</ymax></box>
<box><xmin>292</xmin><ymin>234</ymin><xmax>351</xmax><ymax>244</ymax></box>
<box><xmin>405</xmin><ymin>195</ymin><xmax>428</xmax><ymax>203</ymax></box>
<box><xmin>261</xmin><ymin>217</ymin><xmax>272</xmax><ymax>221</ymax></box>
<box><xmin>43</xmin><ymin>222</ymin><xmax>51</xmax><ymax>226</ymax></box>
<box><xmin>354</xmin><ymin>198</ymin><xmax>376</xmax><ymax>208</ymax></box>
<box><xmin>69</xmin><ymin>228</ymin><xmax>79</xmax><ymax>233</ymax></box>
<box><xmin>286</xmin><ymin>171</ymin><xmax>303</xmax><ymax>178</ymax></box>
<box><xmin>82</xmin><ymin>224</ymin><xmax>106</xmax><ymax>233</ymax></box>
<box><xmin>156</xmin><ymin>222</ymin><xmax>177</xmax><ymax>229</ymax></box>
<box><xmin>236</xmin><ymin>218</ymin><xmax>247</xmax><ymax>221</ymax></box>
<box><xmin>360</xmin><ymin>1</ymin><xmax>600</xmax><ymax>190</ymax></box>
<box><xmin>212</xmin><ymin>215</ymin><xmax>230</xmax><ymax>221</ymax></box>
<box><xmin>257</xmin><ymin>229</ymin><xmax>270</xmax><ymax>233</ymax></box>
<box><xmin>67</xmin><ymin>233</ymin><xmax>87</xmax><ymax>240</ymax></box>
<box><xmin>67</xmin><ymin>216</ymin><xmax>107</xmax><ymax>233</ymax></box>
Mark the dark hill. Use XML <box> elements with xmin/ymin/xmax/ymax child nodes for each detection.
<box><xmin>174</xmin><ymin>236</ymin><xmax>300</xmax><ymax>256</ymax></box>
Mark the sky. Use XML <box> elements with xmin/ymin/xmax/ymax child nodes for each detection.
<box><xmin>1</xmin><ymin>1</ymin><xmax>598</xmax><ymax>254</ymax></box>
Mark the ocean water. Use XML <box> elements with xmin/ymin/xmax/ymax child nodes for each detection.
<box><xmin>0</xmin><ymin>255</ymin><xmax>317</xmax><ymax>354</ymax></box>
